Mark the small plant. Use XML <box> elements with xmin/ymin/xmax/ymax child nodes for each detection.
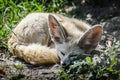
<box><xmin>10</xmin><ymin>74</ymin><xmax>25</xmax><ymax>80</ymax></box>
<box><xmin>13</xmin><ymin>61</ymin><xmax>24</xmax><ymax>69</ymax></box>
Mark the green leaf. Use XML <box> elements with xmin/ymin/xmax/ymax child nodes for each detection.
<box><xmin>111</xmin><ymin>58</ymin><xmax>118</xmax><ymax>67</ymax></box>
<box><xmin>59</xmin><ymin>69</ymin><xmax>69</xmax><ymax>80</ymax></box>
<box><xmin>86</xmin><ymin>57</ymin><xmax>92</xmax><ymax>64</ymax></box>
<box><xmin>14</xmin><ymin>61</ymin><xmax>23</xmax><ymax>69</ymax></box>
<box><xmin>107</xmin><ymin>67</ymin><xmax>113</xmax><ymax>72</ymax></box>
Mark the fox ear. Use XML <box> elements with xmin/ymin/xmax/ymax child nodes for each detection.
<box><xmin>48</xmin><ymin>15</ymin><xmax>67</xmax><ymax>44</ymax></box>
<box><xmin>78</xmin><ymin>25</ymin><xmax>102</xmax><ymax>51</ymax></box>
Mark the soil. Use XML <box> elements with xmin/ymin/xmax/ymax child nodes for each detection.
<box><xmin>0</xmin><ymin>48</ymin><xmax>61</xmax><ymax>80</ymax></box>
<box><xmin>0</xmin><ymin>1</ymin><xmax>120</xmax><ymax>80</ymax></box>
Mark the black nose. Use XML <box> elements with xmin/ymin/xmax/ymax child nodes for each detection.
<box><xmin>61</xmin><ymin>61</ymin><xmax>70</xmax><ymax>68</ymax></box>
<box><xmin>61</xmin><ymin>61</ymin><xmax>66</xmax><ymax>67</ymax></box>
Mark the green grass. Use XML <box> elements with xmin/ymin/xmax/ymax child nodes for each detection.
<box><xmin>0</xmin><ymin>0</ymin><xmax>69</xmax><ymax>48</ymax></box>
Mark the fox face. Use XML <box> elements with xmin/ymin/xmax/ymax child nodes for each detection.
<box><xmin>48</xmin><ymin>15</ymin><xmax>102</xmax><ymax>66</ymax></box>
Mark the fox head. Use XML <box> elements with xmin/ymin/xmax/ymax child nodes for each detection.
<box><xmin>48</xmin><ymin>15</ymin><xmax>102</xmax><ymax>66</ymax></box>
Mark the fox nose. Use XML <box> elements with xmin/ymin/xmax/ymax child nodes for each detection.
<box><xmin>60</xmin><ymin>61</ymin><xmax>66</xmax><ymax>67</ymax></box>
<box><xmin>60</xmin><ymin>54</ymin><xmax>71</xmax><ymax>67</ymax></box>
<box><xmin>60</xmin><ymin>60</ymin><xmax>70</xmax><ymax>67</ymax></box>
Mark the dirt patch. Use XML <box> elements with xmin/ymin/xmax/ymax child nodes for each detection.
<box><xmin>0</xmin><ymin>48</ymin><xmax>61</xmax><ymax>80</ymax></box>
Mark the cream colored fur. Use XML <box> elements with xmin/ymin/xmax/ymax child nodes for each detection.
<box><xmin>8</xmin><ymin>12</ymin><xmax>91</xmax><ymax>65</ymax></box>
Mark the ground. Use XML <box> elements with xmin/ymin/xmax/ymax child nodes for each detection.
<box><xmin>0</xmin><ymin>2</ymin><xmax>120</xmax><ymax>80</ymax></box>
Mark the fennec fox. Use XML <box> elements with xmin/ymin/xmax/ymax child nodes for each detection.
<box><xmin>8</xmin><ymin>13</ymin><xmax>102</xmax><ymax>65</ymax></box>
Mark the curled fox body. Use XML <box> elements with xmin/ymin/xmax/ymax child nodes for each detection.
<box><xmin>8</xmin><ymin>13</ymin><xmax>102</xmax><ymax>65</ymax></box>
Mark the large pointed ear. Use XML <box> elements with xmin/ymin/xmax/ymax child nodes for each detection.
<box><xmin>78</xmin><ymin>25</ymin><xmax>102</xmax><ymax>51</ymax></box>
<box><xmin>48</xmin><ymin>15</ymin><xmax>67</xmax><ymax>44</ymax></box>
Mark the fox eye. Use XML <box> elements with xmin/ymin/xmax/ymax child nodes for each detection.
<box><xmin>69</xmin><ymin>54</ymin><xmax>77</xmax><ymax>57</ymax></box>
<box><xmin>61</xmin><ymin>51</ymin><xmax>65</xmax><ymax>56</ymax></box>
<box><xmin>54</xmin><ymin>36</ymin><xmax>60</xmax><ymax>41</ymax></box>
<box><xmin>54</xmin><ymin>36</ymin><xmax>63</xmax><ymax>44</ymax></box>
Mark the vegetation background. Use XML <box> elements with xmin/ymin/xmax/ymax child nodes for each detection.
<box><xmin>0</xmin><ymin>0</ymin><xmax>120</xmax><ymax>80</ymax></box>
